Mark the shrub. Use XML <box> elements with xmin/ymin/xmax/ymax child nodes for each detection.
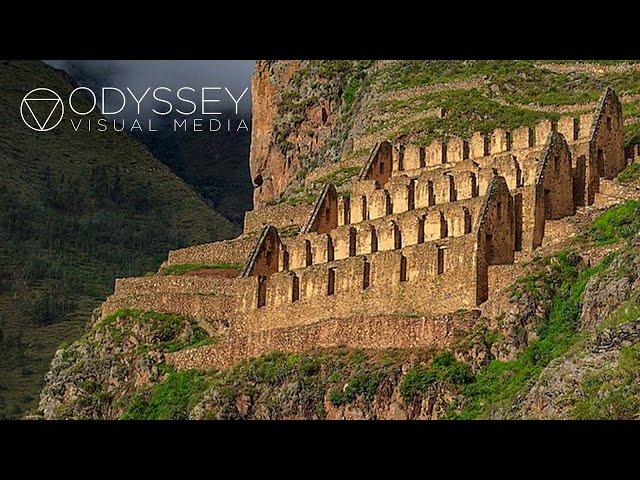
<box><xmin>121</xmin><ymin>370</ymin><xmax>210</xmax><ymax>420</ymax></box>
<box><xmin>400</xmin><ymin>352</ymin><xmax>473</xmax><ymax>401</ymax></box>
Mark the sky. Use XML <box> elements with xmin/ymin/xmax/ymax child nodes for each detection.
<box><xmin>45</xmin><ymin>60</ymin><xmax>256</xmax><ymax>119</ymax></box>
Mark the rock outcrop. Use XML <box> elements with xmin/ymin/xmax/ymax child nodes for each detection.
<box><xmin>39</xmin><ymin>310</ymin><xmax>209</xmax><ymax>419</ymax></box>
<box><xmin>510</xmin><ymin>245</ymin><xmax>640</xmax><ymax>420</ymax></box>
<box><xmin>249</xmin><ymin>60</ymin><xmax>373</xmax><ymax>207</ymax></box>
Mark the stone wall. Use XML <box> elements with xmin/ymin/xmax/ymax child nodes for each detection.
<box><xmin>281</xmin><ymin>196</ymin><xmax>486</xmax><ymax>271</ymax></box>
<box><xmin>168</xmin><ymin>310</ymin><xmax>481</xmax><ymax>371</ymax></box>
<box><xmin>377</xmin><ymin>89</ymin><xmax>624</xmax><ymax>215</ymax></box>
<box><xmin>102</xmin><ymin>276</ymin><xmax>245</xmax><ymax>323</ymax></box>
<box><xmin>235</xmin><ymin>234</ymin><xmax>481</xmax><ymax>334</ymax></box>
<box><xmin>243</xmin><ymin>202</ymin><xmax>314</xmax><ymax>233</ymax></box>
<box><xmin>390</xmin><ymin>113</ymin><xmax>597</xmax><ymax>180</ymax></box>
<box><xmin>164</xmin><ymin>233</ymin><xmax>257</xmax><ymax>267</ymax></box>
<box><xmin>100</xmin><ymin>88</ymin><xmax>630</xmax><ymax>374</ymax></box>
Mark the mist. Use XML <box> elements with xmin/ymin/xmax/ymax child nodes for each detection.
<box><xmin>45</xmin><ymin>60</ymin><xmax>255</xmax><ymax>120</ymax></box>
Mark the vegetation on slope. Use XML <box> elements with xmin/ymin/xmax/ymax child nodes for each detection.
<box><xmin>133</xmin><ymin>121</ymin><xmax>253</xmax><ymax>226</ymax></box>
<box><xmin>572</xmin><ymin>344</ymin><xmax>640</xmax><ymax>420</ymax></box>
<box><xmin>38</xmin><ymin>308</ymin><xmax>212</xmax><ymax>419</ymax></box>
<box><xmin>37</xmin><ymin>192</ymin><xmax>640</xmax><ymax>420</ymax></box>
<box><xmin>128</xmin><ymin>198</ymin><xmax>640</xmax><ymax>419</ymax></box>
<box><xmin>121</xmin><ymin>349</ymin><xmax>440</xmax><ymax>420</ymax></box>
<box><xmin>453</xmin><ymin>251</ymin><xmax>614</xmax><ymax>418</ymax></box>
<box><xmin>0</xmin><ymin>60</ymin><xmax>237</xmax><ymax>418</ymax></box>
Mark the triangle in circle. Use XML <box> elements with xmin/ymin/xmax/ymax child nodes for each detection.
<box><xmin>24</xmin><ymin>98</ymin><xmax>62</xmax><ymax>130</ymax></box>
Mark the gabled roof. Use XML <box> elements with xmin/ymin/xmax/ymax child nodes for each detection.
<box><xmin>241</xmin><ymin>225</ymin><xmax>281</xmax><ymax>277</ymax></box>
<box><xmin>588</xmin><ymin>87</ymin><xmax>621</xmax><ymax>143</ymax></box>
<box><xmin>358</xmin><ymin>142</ymin><xmax>384</xmax><ymax>180</ymax></box>
<box><xmin>535</xmin><ymin>130</ymin><xmax>569</xmax><ymax>184</ymax></box>
<box><xmin>302</xmin><ymin>184</ymin><xmax>337</xmax><ymax>234</ymax></box>
<box><xmin>474</xmin><ymin>174</ymin><xmax>509</xmax><ymax>235</ymax></box>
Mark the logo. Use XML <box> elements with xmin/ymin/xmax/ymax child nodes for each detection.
<box><xmin>18</xmin><ymin>85</ymin><xmax>250</xmax><ymax>134</ymax></box>
<box><xmin>20</xmin><ymin>88</ymin><xmax>64</xmax><ymax>131</ymax></box>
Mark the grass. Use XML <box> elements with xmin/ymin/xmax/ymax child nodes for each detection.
<box><xmin>121</xmin><ymin>369</ymin><xmax>210</xmax><ymax>420</ymax></box>
<box><xmin>377</xmin><ymin>60</ymin><xmax>532</xmax><ymax>93</ymax></box>
<box><xmin>489</xmin><ymin>199</ymin><xmax>640</xmax><ymax>418</ymax></box>
<box><xmin>598</xmin><ymin>294</ymin><xmax>640</xmax><ymax>332</ymax></box>
<box><xmin>624</xmin><ymin>123</ymin><xmax>640</xmax><ymax>147</ymax></box>
<box><xmin>45</xmin><ymin>308</ymin><xmax>214</xmax><ymax>419</ymax></box>
<box><xmin>120</xmin><ymin>349</ymin><xmax>432</xmax><ymax>419</ymax></box>
<box><xmin>370</xmin><ymin>89</ymin><xmax>558</xmax><ymax>146</ymax></box>
<box><xmin>316</xmin><ymin>166</ymin><xmax>361</xmax><ymax>189</ymax></box>
<box><xmin>160</xmin><ymin>262</ymin><xmax>244</xmax><ymax>276</ymax></box>
<box><xmin>590</xmin><ymin>199</ymin><xmax>640</xmax><ymax>245</ymax></box>
<box><xmin>92</xmin><ymin>308</ymin><xmax>212</xmax><ymax>353</ymax></box>
<box><xmin>375</xmin><ymin>60</ymin><xmax>639</xmax><ymax>107</ymax></box>
<box><xmin>399</xmin><ymin>351</ymin><xmax>473</xmax><ymax>401</ymax></box>
<box><xmin>617</xmin><ymin>162</ymin><xmax>640</xmax><ymax>183</ymax></box>
<box><xmin>274</xmin><ymin>166</ymin><xmax>362</xmax><ymax>208</ymax></box>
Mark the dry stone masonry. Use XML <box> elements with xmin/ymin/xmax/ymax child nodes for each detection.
<box><xmin>104</xmin><ymin>88</ymin><xmax>633</xmax><ymax>371</ymax></box>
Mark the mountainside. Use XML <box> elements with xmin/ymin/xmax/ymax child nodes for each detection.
<box><xmin>33</xmin><ymin>60</ymin><xmax>640</xmax><ymax>420</ymax></box>
<box><xmin>250</xmin><ymin>60</ymin><xmax>640</xmax><ymax>207</ymax></box>
<box><xmin>0</xmin><ymin>60</ymin><xmax>238</xmax><ymax>418</ymax></box>
<box><xmin>132</xmin><ymin>117</ymin><xmax>252</xmax><ymax>226</ymax></box>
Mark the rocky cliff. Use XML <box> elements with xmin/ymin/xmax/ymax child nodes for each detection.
<box><xmin>249</xmin><ymin>60</ymin><xmax>373</xmax><ymax>207</ymax></box>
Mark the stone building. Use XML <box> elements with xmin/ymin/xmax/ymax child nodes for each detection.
<box><xmin>103</xmin><ymin>88</ymin><xmax>631</xmax><ymax>370</ymax></box>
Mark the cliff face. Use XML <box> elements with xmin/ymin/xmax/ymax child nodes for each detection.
<box><xmin>249</xmin><ymin>60</ymin><xmax>301</xmax><ymax>207</ymax></box>
<box><xmin>249</xmin><ymin>60</ymin><xmax>373</xmax><ymax>207</ymax></box>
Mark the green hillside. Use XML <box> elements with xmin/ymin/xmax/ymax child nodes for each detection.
<box><xmin>134</xmin><ymin>121</ymin><xmax>253</xmax><ymax>226</ymax></box>
<box><xmin>0</xmin><ymin>60</ymin><xmax>239</xmax><ymax>418</ymax></box>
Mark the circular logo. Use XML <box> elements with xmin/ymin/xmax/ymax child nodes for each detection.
<box><xmin>20</xmin><ymin>88</ymin><xmax>64</xmax><ymax>131</ymax></box>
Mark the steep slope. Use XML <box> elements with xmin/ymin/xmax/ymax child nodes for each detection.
<box><xmin>132</xmin><ymin>116</ymin><xmax>252</xmax><ymax>226</ymax></box>
<box><xmin>0</xmin><ymin>60</ymin><xmax>238</xmax><ymax>418</ymax></box>
<box><xmin>37</xmin><ymin>167</ymin><xmax>640</xmax><ymax>420</ymax></box>
<box><xmin>250</xmin><ymin>60</ymin><xmax>640</xmax><ymax>207</ymax></box>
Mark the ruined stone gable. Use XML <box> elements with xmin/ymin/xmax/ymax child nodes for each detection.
<box><xmin>535</xmin><ymin>131</ymin><xmax>575</xmax><ymax>221</ymax></box>
<box><xmin>303</xmin><ymin>184</ymin><xmax>338</xmax><ymax>235</ymax></box>
<box><xmin>589</xmin><ymin>88</ymin><xmax>625</xmax><ymax>180</ymax></box>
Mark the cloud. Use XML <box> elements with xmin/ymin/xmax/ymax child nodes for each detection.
<box><xmin>45</xmin><ymin>60</ymin><xmax>255</xmax><ymax>119</ymax></box>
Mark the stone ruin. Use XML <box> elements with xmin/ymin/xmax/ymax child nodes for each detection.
<box><xmin>102</xmin><ymin>88</ymin><xmax>634</xmax><ymax>370</ymax></box>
